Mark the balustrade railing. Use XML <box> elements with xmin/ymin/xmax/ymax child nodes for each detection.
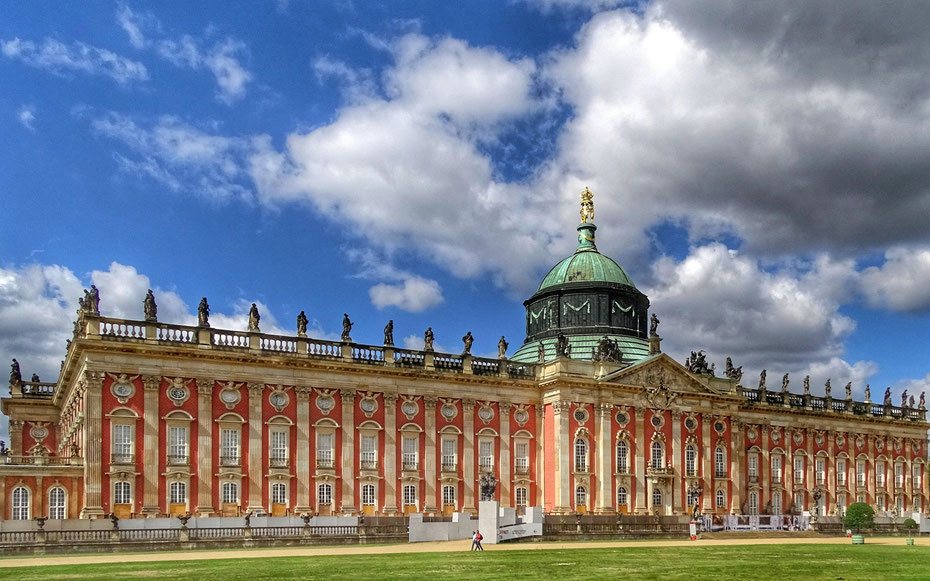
<box><xmin>394</xmin><ymin>349</ymin><xmax>425</xmax><ymax>368</ymax></box>
<box><xmin>157</xmin><ymin>324</ymin><xmax>197</xmax><ymax>343</ymax></box>
<box><xmin>167</xmin><ymin>454</ymin><xmax>189</xmax><ymax>466</ymax></box>
<box><xmin>261</xmin><ymin>337</ymin><xmax>297</xmax><ymax>353</ymax></box>
<box><xmin>100</xmin><ymin>320</ymin><xmax>145</xmax><ymax>339</ymax></box>
<box><xmin>18</xmin><ymin>381</ymin><xmax>56</xmax><ymax>398</ymax></box>
<box><xmin>110</xmin><ymin>454</ymin><xmax>134</xmax><ymax>465</ymax></box>
<box><xmin>352</xmin><ymin>345</ymin><xmax>384</xmax><ymax>364</ymax></box>
<box><xmin>471</xmin><ymin>358</ymin><xmax>499</xmax><ymax>376</ymax></box>
<box><xmin>219</xmin><ymin>455</ymin><xmax>240</xmax><ymax>467</ymax></box>
<box><xmin>269</xmin><ymin>457</ymin><xmax>289</xmax><ymax>469</ymax></box>
<box><xmin>213</xmin><ymin>332</ymin><xmax>249</xmax><ymax>349</ymax></box>
<box><xmin>738</xmin><ymin>387</ymin><xmax>926</xmax><ymax>421</ymax></box>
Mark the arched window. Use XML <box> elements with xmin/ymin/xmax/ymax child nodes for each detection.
<box><xmin>222</xmin><ymin>482</ymin><xmax>239</xmax><ymax>504</ymax></box>
<box><xmin>11</xmin><ymin>487</ymin><xmax>30</xmax><ymax>520</ymax></box>
<box><xmin>575</xmin><ymin>486</ymin><xmax>587</xmax><ymax>508</ymax></box>
<box><xmin>318</xmin><ymin>483</ymin><xmax>333</xmax><ymax>505</ymax></box>
<box><xmin>651</xmin><ymin>441</ymin><xmax>664</xmax><ymax>469</ymax></box>
<box><xmin>113</xmin><ymin>481</ymin><xmax>132</xmax><ymax>505</ymax></box>
<box><xmin>716</xmin><ymin>489</ymin><xmax>725</xmax><ymax>509</ymax></box>
<box><xmin>616</xmin><ymin>440</ymin><xmax>628</xmax><ymax>473</ymax></box>
<box><xmin>617</xmin><ymin>486</ymin><xmax>628</xmax><ymax>506</ymax></box>
<box><xmin>272</xmin><ymin>482</ymin><xmax>287</xmax><ymax>505</ymax></box>
<box><xmin>169</xmin><ymin>481</ymin><xmax>186</xmax><ymax>505</ymax></box>
<box><xmin>652</xmin><ymin>487</ymin><xmax>662</xmax><ymax>507</ymax></box>
<box><xmin>403</xmin><ymin>485</ymin><xmax>417</xmax><ymax>508</ymax></box>
<box><xmin>771</xmin><ymin>492</ymin><xmax>782</xmax><ymax>515</ymax></box>
<box><xmin>442</xmin><ymin>485</ymin><xmax>455</xmax><ymax>507</ymax></box>
<box><xmin>748</xmin><ymin>491</ymin><xmax>758</xmax><ymax>515</ymax></box>
<box><xmin>685</xmin><ymin>445</ymin><xmax>697</xmax><ymax>477</ymax></box>
<box><xmin>574</xmin><ymin>439</ymin><xmax>588</xmax><ymax>472</ymax></box>
<box><xmin>715</xmin><ymin>448</ymin><xmax>726</xmax><ymax>477</ymax></box>
<box><xmin>515</xmin><ymin>486</ymin><xmax>528</xmax><ymax>508</ymax></box>
<box><xmin>48</xmin><ymin>487</ymin><xmax>66</xmax><ymax>519</ymax></box>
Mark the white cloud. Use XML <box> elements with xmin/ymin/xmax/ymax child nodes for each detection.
<box><xmin>91</xmin><ymin>112</ymin><xmax>256</xmax><ymax>202</ymax></box>
<box><xmin>521</xmin><ymin>0</ymin><xmax>630</xmax><ymax>13</ymax></box>
<box><xmin>1</xmin><ymin>37</ymin><xmax>148</xmax><ymax>84</ymax></box>
<box><xmin>369</xmin><ymin>276</ymin><xmax>444</xmax><ymax>312</ymax></box>
<box><xmin>860</xmin><ymin>246</ymin><xmax>930</xmax><ymax>312</ymax></box>
<box><xmin>17</xmin><ymin>105</ymin><xmax>35</xmax><ymax>131</ymax></box>
<box><xmin>116</xmin><ymin>4</ymin><xmax>155</xmax><ymax>49</ymax></box>
<box><xmin>155</xmin><ymin>35</ymin><xmax>252</xmax><ymax>104</ymax></box>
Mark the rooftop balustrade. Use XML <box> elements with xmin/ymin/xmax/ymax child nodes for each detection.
<box><xmin>738</xmin><ymin>387</ymin><xmax>926</xmax><ymax>422</ymax></box>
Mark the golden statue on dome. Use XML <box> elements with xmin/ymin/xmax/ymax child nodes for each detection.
<box><xmin>580</xmin><ymin>187</ymin><xmax>594</xmax><ymax>223</ymax></box>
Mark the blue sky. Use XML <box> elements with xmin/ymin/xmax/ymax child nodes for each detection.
<box><xmin>4</xmin><ymin>0</ymin><xmax>930</xmax><ymax>442</ymax></box>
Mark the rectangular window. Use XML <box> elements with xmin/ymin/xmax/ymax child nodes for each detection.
<box><xmin>221</xmin><ymin>428</ymin><xmax>240</xmax><ymax>466</ymax></box>
<box><xmin>857</xmin><ymin>461</ymin><xmax>866</xmax><ymax>487</ymax></box>
<box><xmin>877</xmin><ymin>495</ymin><xmax>886</xmax><ymax>511</ymax></box>
<box><xmin>114</xmin><ymin>481</ymin><xmax>132</xmax><ymax>505</ymax></box>
<box><xmin>270</xmin><ymin>430</ymin><xmax>288</xmax><ymax>467</ymax></box>
<box><xmin>771</xmin><ymin>455</ymin><xmax>782</xmax><ymax>483</ymax></box>
<box><xmin>815</xmin><ymin>458</ymin><xmax>825</xmax><ymax>485</ymax></box>
<box><xmin>837</xmin><ymin>459</ymin><xmax>846</xmax><ymax>486</ymax></box>
<box><xmin>715</xmin><ymin>448</ymin><xmax>726</xmax><ymax>478</ymax></box>
<box><xmin>362</xmin><ymin>484</ymin><xmax>375</xmax><ymax>506</ymax></box>
<box><xmin>913</xmin><ymin>464</ymin><xmax>922</xmax><ymax>488</ymax></box>
<box><xmin>837</xmin><ymin>492</ymin><xmax>846</xmax><ymax>516</ymax></box>
<box><xmin>515</xmin><ymin>486</ymin><xmax>528</xmax><ymax>507</ymax></box>
<box><xmin>794</xmin><ymin>492</ymin><xmax>804</xmax><ymax>512</ymax></box>
<box><xmin>748</xmin><ymin>454</ymin><xmax>758</xmax><ymax>480</ymax></box>
<box><xmin>169</xmin><ymin>481</ymin><xmax>186</xmax><ymax>504</ymax></box>
<box><xmin>48</xmin><ymin>488</ymin><xmax>66</xmax><ymax>519</ymax></box>
<box><xmin>877</xmin><ymin>461</ymin><xmax>886</xmax><ymax>487</ymax></box>
<box><xmin>685</xmin><ymin>446</ymin><xmax>697</xmax><ymax>477</ymax></box>
<box><xmin>222</xmin><ymin>482</ymin><xmax>238</xmax><ymax>504</ymax></box>
<box><xmin>402</xmin><ymin>436</ymin><xmax>418</xmax><ymax>470</ymax></box>
<box><xmin>360</xmin><ymin>434</ymin><xmax>377</xmax><ymax>469</ymax></box>
<box><xmin>479</xmin><ymin>439</ymin><xmax>494</xmax><ymax>472</ymax></box>
<box><xmin>168</xmin><ymin>426</ymin><xmax>188</xmax><ymax>464</ymax></box>
<box><xmin>895</xmin><ymin>463</ymin><xmax>905</xmax><ymax>488</ymax></box>
<box><xmin>617</xmin><ymin>441</ymin><xmax>629</xmax><ymax>474</ymax></box>
<box><xmin>442</xmin><ymin>485</ymin><xmax>456</xmax><ymax>506</ymax></box>
<box><xmin>317</xmin><ymin>433</ymin><xmax>333</xmax><ymax>467</ymax></box>
<box><xmin>403</xmin><ymin>484</ymin><xmax>417</xmax><ymax>506</ymax></box>
<box><xmin>441</xmin><ymin>438</ymin><xmax>456</xmax><ymax>472</ymax></box>
<box><xmin>771</xmin><ymin>493</ymin><xmax>782</xmax><ymax>515</ymax></box>
<box><xmin>318</xmin><ymin>483</ymin><xmax>333</xmax><ymax>504</ymax></box>
<box><xmin>794</xmin><ymin>457</ymin><xmax>804</xmax><ymax>482</ymax></box>
<box><xmin>515</xmin><ymin>442</ymin><xmax>529</xmax><ymax>474</ymax></box>
<box><xmin>272</xmin><ymin>482</ymin><xmax>287</xmax><ymax>505</ymax></box>
<box><xmin>112</xmin><ymin>424</ymin><xmax>133</xmax><ymax>462</ymax></box>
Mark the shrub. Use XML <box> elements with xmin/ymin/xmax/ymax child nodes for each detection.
<box><xmin>844</xmin><ymin>502</ymin><xmax>875</xmax><ymax>533</ymax></box>
<box><xmin>903</xmin><ymin>518</ymin><xmax>918</xmax><ymax>533</ymax></box>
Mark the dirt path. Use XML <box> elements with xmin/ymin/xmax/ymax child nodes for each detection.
<box><xmin>0</xmin><ymin>536</ymin><xmax>924</xmax><ymax>569</ymax></box>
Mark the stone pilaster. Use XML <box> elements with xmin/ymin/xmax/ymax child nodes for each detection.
<box><xmin>195</xmin><ymin>378</ymin><xmax>214</xmax><ymax>515</ymax></box>
<box><xmin>81</xmin><ymin>374</ymin><xmax>105</xmax><ymax>517</ymax></box>
<box><xmin>761</xmin><ymin>425</ymin><xmax>771</xmax><ymax>511</ymax></box>
<box><xmin>423</xmin><ymin>396</ymin><xmax>439</xmax><ymax>514</ymax></box>
<box><xmin>294</xmin><ymin>386</ymin><xmax>312</xmax><ymax>514</ymax></box>
<box><xmin>731</xmin><ymin>419</ymin><xmax>743</xmax><ymax>513</ymax></box>
<box><xmin>246</xmin><ymin>383</ymin><xmax>264</xmax><ymax>512</ymax></box>
<box><xmin>340</xmin><ymin>390</ymin><xmax>357</xmax><ymax>514</ymax></box>
<box><xmin>8</xmin><ymin>420</ymin><xmax>23</xmax><ymax>457</ymax></box>
<box><xmin>671</xmin><ymin>410</ymin><xmax>682</xmax><ymax>514</ymax></box>
<box><xmin>140</xmin><ymin>375</ymin><xmax>162</xmax><ymax>515</ymax></box>
<box><xmin>535</xmin><ymin>404</ymin><xmax>545</xmax><ymax>509</ymax></box>
<box><xmin>462</xmin><ymin>399</ymin><xmax>476</xmax><ymax>514</ymax></box>
<box><xmin>554</xmin><ymin>400</ymin><xmax>571</xmax><ymax>513</ymax></box>
<box><xmin>701</xmin><ymin>413</ymin><xmax>713</xmax><ymax>512</ymax></box>
<box><xmin>827</xmin><ymin>432</ymin><xmax>835</xmax><ymax>514</ymax></box>
<box><xmin>634</xmin><ymin>406</ymin><xmax>646</xmax><ymax>513</ymax></box>
<box><xmin>594</xmin><ymin>403</ymin><xmax>613</xmax><ymax>513</ymax></box>
<box><xmin>806</xmin><ymin>429</ymin><xmax>815</xmax><ymax>510</ymax></box>
<box><xmin>499</xmin><ymin>402</ymin><xmax>512</xmax><ymax>507</ymax></box>
<box><xmin>383</xmin><ymin>394</ymin><xmax>398</xmax><ymax>514</ymax></box>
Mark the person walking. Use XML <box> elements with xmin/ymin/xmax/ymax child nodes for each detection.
<box><xmin>470</xmin><ymin>530</ymin><xmax>478</xmax><ymax>551</ymax></box>
<box><xmin>475</xmin><ymin>530</ymin><xmax>484</xmax><ymax>551</ymax></box>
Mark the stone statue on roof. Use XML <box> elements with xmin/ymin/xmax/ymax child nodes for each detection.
<box><xmin>864</xmin><ymin>384</ymin><xmax>871</xmax><ymax>402</ymax></box>
<box><xmin>143</xmin><ymin>289</ymin><xmax>157</xmax><ymax>323</ymax></box>
<box><xmin>758</xmin><ymin>369</ymin><xmax>767</xmax><ymax>389</ymax></box>
<box><xmin>10</xmin><ymin>359</ymin><xmax>21</xmax><ymax>387</ymax></box>
<box><xmin>462</xmin><ymin>331</ymin><xmax>473</xmax><ymax>355</ymax></box>
<box><xmin>248</xmin><ymin>303</ymin><xmax>261</xmax><ymax>332</ymax></box>
<box><xmin>845</xmin><ymin>382</ymin><xmax>852</xmax><ymax>401</ymax></box>
<box><xmin>498</xmin><ymin>335</ymin><xmax>508</xmax><ymax>359</ymax></box>
<box><xmin>556</xmin><ymin>332</ymin><xmax>570</xmax><ymax>358</ymax></box>
<box><xmin>383</xmin><ymin>320</ymin><xmax>394</xmax><ymax>346</ymax></box>
<box><xmin>919</xmin><ymin>392</ymin><xmax>926</xmax><ymax>410</ymax></box>
<box><xmin>901</xmin><ymin>389</ymin><xmax>909</xmax><ymax>408</ymax></box>
<box><xmin>198</xmin><ymin>297</ymin><xmax>210</xmax><ymax>328</ymax></box>
<box><xmin>296</xmin><ymin>311</ymin><xmax>308</xmax><ymax>337</ymax></box>
<box><xmin>781</xmin><ymin>373</ymin><xmax>790</xmax><ymax>393</ymax></box>
<box><xmin>341</xmin><ymin>313</ymin><xmax>352</xmax><ymax>342</ymax></box>
<box><xmin>883</xmin><ymin>386</ymin><xmax>892</xmax><ymax>406</ymax></box>
<box><xmin>824</xmin><ymin>379</ymin><xmax>832</xmax><ymax>398</ymax></box>
<box><xmin>580</xmin><ymin>187</ymin><xmax>594</xmax><ymax>223</ymax></box>
<box><xmin>649</xmin><ymin>313</ymin><xmax>660</xmax><ymax>337</ymax></box>
<box><xmin>424</xmin><ymin>327</ymin><xmax>434</xmax><ymax>351</ymax></box>
<box><xmin>803</xmin><ymin>375</ymin><xmax>811</xmax><ymax>395</ymax></box>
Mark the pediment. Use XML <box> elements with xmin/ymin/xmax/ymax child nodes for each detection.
<box><xmin>599</xmin><ymin>353</ymin><xmax>731</xmax><ymax>398</ymax></box>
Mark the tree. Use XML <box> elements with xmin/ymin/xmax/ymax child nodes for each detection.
<box><xmin>844</xmin><ymin>502</ymin><xmax>875</xmax><ymax>533</ymax></box>
<box><xmin>903</xmin><ymin>518</ymin><xmax>918</xmax><ymax>534</ymax></box>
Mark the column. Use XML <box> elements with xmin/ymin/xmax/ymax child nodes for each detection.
<box><xmin>423</xmin><ymin>396</ymin><xmax>438</xmax><ymax>514</ymax></box>
<box><xmin>761</xmin><ymin>425</ymin><xmax>771</xmax><ymax>511</ymax></box>
<box><xmin>634</xmin><ymin>406</ymin><xmax>646</xmax><ymax>513</ymax></box>
<box><xmin>554</xmin><ymin>400</ymin><xmax>571</xmax><ymax>513</ymax></box>
<box><xmin>246</xmin><ymin>383</ymin><xmax>264</xmax><ymax>512</ymax></box>
<box><xmin>195</xmin><ymin>378</ymin><xmax>214</xmax><ymax>515</ymax></box>
<box><xmin>827</xmin><ymin>432</ymin><xmax>835</xmax><ymax>514</ymax></box>
<box><xmin>594</xmin><ymin>403</ymin><xmax>613</xmax><ymax>513</ymax></box>
<box><xmin>81</xmin><ymin>373</ymin><xmax>105</xmax><ymax>517</ymax></box>
<box><xmin>731</xmin><ymin>419</ymin><xmax>743</xmax><ymax>513</ymax></box>
<box><xmin>499</xmin><ymin>402</ymin><xmax>512</xmax><ymax>507</ymax></box>
<box><xmin>806</xmin><ymin>429</ymin><xmax>815</xmax><ymax>510</ymax></box>
<box><xmin>701</xmin><ymin>413</ymin><xmax>712</xmax><ymax>513</ymax></box>
<box><xmin>8</xmin><ymin>420</ymin><xmax>23</xmax><ymax>456</ymax></box>
<box><xmin>141</xmin><ymin>375</ymin><xmax>161</xmax><ymax>515</ymax></box>
<box><xmin>383</xmin><ymin>394</ymin><xmax>398</xmax><ymax>514</ymax></box>
<box><xmin>294</xmin><ymin>386</ymin><xmax>312</xmax><ymax>514</ymax></box>
<box><xmin>535</xmin><ymin>404</ymin><xmax>545</xmax><ymax>509</ymax></box>
<box><xmin>340</xmin><ymin>390</ymin><xmax>357</xmax><ymax>514</ymax></box>
<box><xmin>671</xmin><ymin>410</ymin><xmax>682</xmax><ymax>514</ymax></box>
<box><xmin>463</xmin><ymin>399</ymin><xmax>476</xmax><ymax>514</ymax></box>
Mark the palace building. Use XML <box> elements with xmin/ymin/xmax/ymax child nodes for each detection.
<box><xmin>2</xmin><ymin>191</ymin><xmax>928</xmax><ymax>521</ymax></box>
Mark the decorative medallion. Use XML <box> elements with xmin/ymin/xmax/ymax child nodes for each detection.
<box><xmin>513</xmin><ymin>406</ymin><xmax>529</xmax><ymax>427</ymax></box>
<box><xmin>478</xmin><ymin>404</ymin><xmax>495</xmax><ymax>424</ymax></box>
<box><xmin>440</xmin><ymin>402</ymin><xmax>457</xmax><ymax>422</ymax></box>
<box><xmin>360</xmin><ymin>396</ymin><xmax>378</xmax><ymax>418</ymax></box>
<box><xmin>573</xmin><ymin>408</ymin><xmax>589</xmax><ymax>424</ymax></box>
<box><xmin>400</xmin><ymin>398</ymin><xmax>419</xmax><ymax>420</ymax></box>
<box><xmin>650</xmin><ymin>413</ymin><xmax>665</xmax><ymax>429</ymax></box>
<box><xmin>167</xmin><ymin>378</ymin><xmax>190</xmax><ymax>407</ymax></box>
<box><xmin>793</xmin><ymin>430</ymin><xmax>804</xmax><ymax>445</ymax></box>
<box><xmin>876</xmin><ymin>438</ymin><xmax>885</xmax><ymax>452</ymax></box>
<box><xmin>615</xmin><ymin>411</ymin><xmax>629</xmax><ymax>427</ymax></box>
<box><xmin>714</xmin><ymin>421</ymin><xmax>726</xmax><ymax>434</ymax></box>
<box><xmin>316</xmin><ymin>393</ymin><xmax>336</xmax><ymax>415</ymax></box>
<box><xmin>268</xmin><ymin>387</ymin><xmax>289</xmax><ymax>413</ymax></box>
<box><xmin>815</xmin><ymin>432</ymin><xmax>824</xmax><ymax>446</ymax></box>
<box><xmin>893</xmin><ymin>438</ymin><xmax>902</xmax><ymax>453</ymax></box>
<box><xmin>219</xmin><ymin>383</ymin><xmax>242</xmax><ymax>409</ymax></box>
<box><xmin>856</xmin><ymin>436</ymin><xmax>865</xmax><ymax>451</ymax></box>
<box><xmin>913</xmin><ymin>442</ymin><xmax>921</xmax><ymax>455</ymax></box>
<box><xmin>747</xmin><ymin>426</ymin><xmax>757</xmax><ymax>442</ymax></box>
<box><xmin>771</xmin><ymin>428</ymin><xmax>781</xmax><ymax>444</ymax></box>
<box><xmin>29</xmin><ymin>423</ymin><xmax>49</xmax><ymax>443</ymax></box>
<box><xmin>836</xmin><ymin>434</ymin><xmax>846</xmax><ymax>448</ymax></box>
<box><xmin>684</xmin><ymin>416</ymin><xmax>698</xmax><ymax>433</ymax></box>
<box><xmin>109</xmin><ymin>373</ymin><xmax>137</xmax><ymax>404</ymax></box>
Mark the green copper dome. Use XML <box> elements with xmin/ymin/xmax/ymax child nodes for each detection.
<box><xmin>537</xmin><ymin>223</ymin><xmax>637</xmax><ymax>291</ymax></box>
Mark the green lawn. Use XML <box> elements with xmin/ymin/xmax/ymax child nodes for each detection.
<box><xmin>1</xmin><ymin>544</ymin><xmax>928</xmax><ymax>580</ymax></box>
